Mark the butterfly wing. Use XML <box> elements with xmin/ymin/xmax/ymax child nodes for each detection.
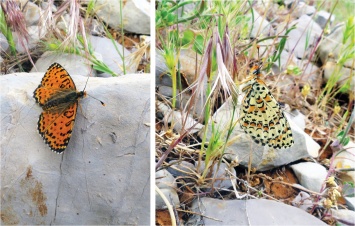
<box><xmin>267</xmin><ymin>111</ymin><xmax>294</xmax><ymax>148</ymax></box>
<box><xmin>37</xmin><ymin>102</ymin><xmax>78</xmax><ymax>153</ymax></box>
<box><xmin>33</xmin><ymin>63</ymin><xmax>77</xmax><ymax>106</ymax></box>
<box><xmin>240</xmin><ymin>79</ymin><xmax>294</xmax><ymax>149</ymax></box>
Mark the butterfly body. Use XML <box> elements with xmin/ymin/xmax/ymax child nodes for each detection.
<box><xmin>41</xmin><ymin>91</ymin><xmax>86</xmax><ymax>112</ymax></box>
<box><xmin>240</xmin><ymin>66</ymin><xmax>294</xmax><ymax>149</ymax></box>
<box><xmin>33</xmin><ymin>63</ymin><xmax>86</xmax><ymax>154</ymax></box>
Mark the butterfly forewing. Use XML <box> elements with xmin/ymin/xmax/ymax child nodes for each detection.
<box><xmin>34</xmin><ymin>63</ymin><xmax>77</xmax><ymax>106</ymax></box>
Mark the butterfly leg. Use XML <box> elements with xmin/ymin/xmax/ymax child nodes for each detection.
<box><xmin>78</xmin><ymin>102</ymin><xmax>88</xmax><ymax>119</ymax></box>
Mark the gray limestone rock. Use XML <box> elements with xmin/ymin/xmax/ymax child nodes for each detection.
<box><xmin>187</xmin><ymin>197</ymin><xmax>327</xmax><ymax>225</ymax></box>
<box><xmin>94</xmin><ymin>0</ymin><xmax>150</xmax><ymax>35</ymax></box>
<box><xmin>1</xmin><ymin>71</ymin><xmax>150</xmax><ymax>224</ymax></box>
<box><xmin>291</xmin><ymin>162</ymin><xmax>327</xmax><ymax>192</ymax></box>
<box><xmin>206</xmin><ymin>98</ymin><xmax>320</xmax><ymax>171</ymax></box>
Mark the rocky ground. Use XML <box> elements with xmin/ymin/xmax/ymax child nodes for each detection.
<box><xmin>155</xmin><ymin>1</ymin><xmax>354</xmax><ymax>225</ymax></box>
<box><xmin>1</xmin><ymin>0</ymin><xmax>151</xmax><ymax>224</ymax></box>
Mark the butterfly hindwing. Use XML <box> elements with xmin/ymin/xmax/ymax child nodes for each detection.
<box><xmin>38</xmin><ymin>101</ymin><xmax>78</xmax><ymax>153</ymax></box>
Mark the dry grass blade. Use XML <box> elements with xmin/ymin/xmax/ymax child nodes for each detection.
<box><xmin>53</xmin><ymin>0</ymin><xmax>81</xmax><ymax>46</ymax></box>
<box><xmin>127</xmin><ymin>36</ymin><xmax>151</xmax><ymax>72</ymax></box>
<box><xmin>38</xmin><ymin>0</ymin><xmax>54</xmax><ymax>34</ymax></box>
<box><xmin>155</xmin><ymin>185</ymin><xmax>177</xmax><ymax>226</ymax></box>
<box><xmin>183</xmin><ymin>37</ymin><xmax>213</xmax><ymax>117</ymax></box>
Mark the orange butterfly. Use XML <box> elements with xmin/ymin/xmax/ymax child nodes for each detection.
<box><xmin>33</xmin><ymin>63</ymin><xmax>86</xmax><ymax>153</ymax></box>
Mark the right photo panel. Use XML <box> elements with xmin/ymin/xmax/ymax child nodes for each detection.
<box><xmin>155</xmin><ymin>1</ymin><xmax>354</xmax><ymax>225</ymax></box>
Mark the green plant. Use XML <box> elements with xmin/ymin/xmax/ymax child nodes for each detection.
<box><xmin>156</xmin><ymin>0</ymin><xmax>207</xmax><ymax>29</ymax></box>
<box><xmin>119</xmin><ymin>0</ymin><xmax>126</xmax><ymax>74</ymax></box>
<box><xmin>39</xmin><ymin>0</ymin><xmax>125</xmax><ymax>76</ymax></box>
<box><xmin>333</xmin><ymin>108</ymin><xmax>354</xmax><ymax>148</ymax></box>
<box><xmin>0</xmin><ymin>5</ymin><xmax>16</xmax><ymax>56</ymax></box>
<box><xmin>318</xmin><ymin>16</ymin><xmax>355</xmax><ymax>107</ymax></box>
<box><xmin>267</xmin><ymin>25</ymin><xmax>297</xmax><ymax>71</ymax></box>
<box><xmin>191</xmin><ymin>27</ymin><xmax>239</xmax><ymax>181</ymax></box>
<box><xmin>156</xmin><ymin>1</ymin><xmax>250</xmax><ymax>185</ymax></box>
<box><xmin>156</xmin><ymin>0</ymin><xmax>224</xmax><ymax>110</ymax></box>
<box><xmin>44</xmin><ymin>34</ymin><xmax>118</xmax><ymax>76</ymax></box>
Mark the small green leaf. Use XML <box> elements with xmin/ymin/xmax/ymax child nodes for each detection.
<box><xmin>181</xmin><ymin>30</ymin><xmax>194</xmax><ymax>47</ymax></box>
<box><xmin>193</xmin><ymin>35</ymin><xmax>204</xmax><ymax>55</ymax></box>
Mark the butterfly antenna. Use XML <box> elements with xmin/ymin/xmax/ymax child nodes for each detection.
<box><xmin>83</xmin><ymin>76</ymin><xmax>90</xmax><ymax>92</ymax></box>
<box><xmin>83</xmin><ymin>72</ymin><xmax>105</xmax><ymax>106</ymax></box>
<box><xmin>87</xmin><ymin>93</ymin><xmax>105</xmax><ymax>106</ymax></box>
<box><xmin>83</xmin><ymin>64</ymin><xmax>95</xmax><ymax>92</ymax></box>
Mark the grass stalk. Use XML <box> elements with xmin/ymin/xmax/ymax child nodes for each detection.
<box><xmin>119</xmin><ymin>0</ymin><xmax>126</xmax><ymax>74</ymax></box>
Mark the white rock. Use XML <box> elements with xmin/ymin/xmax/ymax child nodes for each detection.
<box><xmin>123</xmin><ymin>0</ymin><xmax>150</xmax><ymax>34</ymax></box>
<box><xmin>167</xmin><ymin>160</ymin><xmax>195</xmax><ymax>177</ymax></box>
<box><xmin>156</xmin><ymin>169</ymin><xmax>177</xmax><ymax>190</ymax></box>
<box><xmin>40</xmin><ymin>1</ymin><xmax>57</xmax><ymax>13</ymax></box>
<box><xmin>14</xmin><ymin>26</ymin><xmax>47</xmax><ymax>53</ymax></box>
<box><xmin>246</xmin><ymin>10</ymin><xmax>274</xmax><ymax>38</ymax></box>
<box><xmin>89</xmin><ymin>19</ymin><xmax>105</xmax><ymax>36</ymax></box>
<box><xmin>89</xmin><ymin>35</ymin><xmax>135</xmax><ymax>76</ymax></box>
<box><xmin>31</xmin><ymin>35</ymin><xmax>133</xmax><ymax>76</ymax></box>
<box><xmin>207</xmin><ymin>98</ymin><xmax>320</xmax><ymax>171</ymax></box>
<box><xmin>0</xmin><ymin>33</ymin><xmax>9</xmax><ymax>52</ymax></box>
<box><xmin>318</xmin><ymin>23</ymin><xmax>347</xmax><ymax>64</ymax></box>
<box><xmin>279</xmin><ymin>15</ymin><xmax>322</xmax><ymax>59</ymax></box>
<box><xmin>156</xmin><ymin>101</ymin><xmax>203</xmax><ymax>134</ymax></box>
<box><xmin>93</xmin><ymin>0</ymin><xmax>150</xmax><ymax>35</ymax></box>
<box><xmin>284</xmin><ymin>0</ymin><xmax>296</xmax><ymax>8</ymax></box>
<box><xmin>155</xmin><ymin>170</ymin><xmax>180</xmax><ymax>210</ymax></box>
<box><xmin>317</xmin><ymin>23</ymin><xmax>354</xmax><ymax>91</ymax></box>
<box><xmin>291</xmin><ymin>162</ymin><xmax>327</xmax><ymax>192</ymax></box>
<box><xmin>331</xmin><ymin>209</ymin><xmax>355</xmax><ymax>225</ymax></box>
<box><xmin>196</xmin><ymin>162</ymin><xmax>236</xmax><ymax>190</ymax></box>
<box><xmin>345</xmin><ymin>197</ymin><xmax>355</xmax><ymax>211</ymax></box>
<box><xmin>155</xmin><ymin>48</ymin><xmax>204</xmax><ymax>86</ymax></box>
<box><xmin>56</xmin><ymin>13</ymin><xmax>71</xmax><ymax>32</ymax></box>
<box><xmin>30</xmin><ymin>52</ymin><xmax>95</xmax><ymax>77</ymax></box>
<box><xmin>295</xmin><ymin>60</ymin><xmax>321</xmax><ymax>87</ymax></box>
<box><xmin>155</xmin><ymin>49</ymin><xmax>206</xmax><ymax>117</ymax></box>
<box><xmin>315</xmin><ymin>10</ymin><xmax>335</xmax><ymax>28</ymax></box>
<box><xmin>323</xmin><ymin>61</ymin><xmax>354</xmax><ymax>92</ymax></box>
<box><xmin>270</xmin><ymin>49</ymin><xmax>299</xmax><ymax>74</ymax></box>
<box><xmin>292</xmin><ymin>191</ymin><xmax>313</xmax><ymax>211</ymax></box>
<box><xmin>187</xmin><ymin>198</ymin><xmax>327</xmax><ymax>225</ymax></box>
<box><xmin>290</xmin><ymin>109</ymin><xmax>306</xmax><ymax>131</ymax></box>
<box><xmin>155</xmin><ymin>187</ymin><xmax>180</xmax><ymax>210</ymax></box>
<box><xmin>333</xmin><ymin>141</ymin><xmax>355</xmax><ymax>183</ymax></box>
<box><xmin>23</xmin><ymin>2</ymin><xmax>42</xmax><ymax>26</ymax></box>
<box><xmin>291</xmin><ymin>2</ymin><xmax>316</xmax><ymax>18</ymax></box>
<box><xmin>1</xmin><ymin>72</ymin><xmax>150</xmax><ymax>224</ymax></box>
<box><xmin>178</xmin><ymin>49</ymin><xmax>203</xmax><ymax>84</ymax></box>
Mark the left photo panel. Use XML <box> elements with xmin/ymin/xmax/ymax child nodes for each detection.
<box><xmin>1</xmin><ymin>0</ymin><xmax>151</xmax><ymax>224</ymax></box>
